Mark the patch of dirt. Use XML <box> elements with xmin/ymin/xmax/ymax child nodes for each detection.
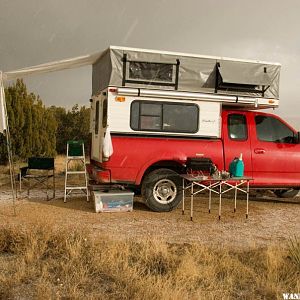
<box><xmin>0</xmin><ymin>185</ymin><xmax>299</xmax><ymax>249</ymax></box>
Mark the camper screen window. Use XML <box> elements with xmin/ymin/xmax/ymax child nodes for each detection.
<box><xmin>129</xmin><ymin>62</ymin><xmax>173</xmax><ymax>83</ymax></box>
<box><xmin>130</xmin><ymin>101</ymin><xmax>198</xmax><ymax>133</ymax></box>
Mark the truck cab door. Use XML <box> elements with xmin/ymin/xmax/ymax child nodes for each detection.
<box><xmin>91</xmin><ymin>94</ymin><xmax>107</xmax><ymax>162</ymax></box>
<box><xmin>250</xmin><ymin>113</ymin><xmax>300</xmax><ymax>186</ymax></box>
<box><xmin>222</xmin><ymin>111</ymin><xmax>253</xmax><ymax>177</ymax></box>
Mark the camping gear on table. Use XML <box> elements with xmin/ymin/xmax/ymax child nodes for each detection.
<box><xmin>186</xmin><ymin>157</ymin><xmax>214</xmax><ymax>173</ymax></box>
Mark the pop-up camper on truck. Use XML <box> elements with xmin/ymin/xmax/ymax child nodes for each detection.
<box><xmin>87</xmin><ymin>46</ymin><xmax>300</xmax><ymax>212</ymax></box>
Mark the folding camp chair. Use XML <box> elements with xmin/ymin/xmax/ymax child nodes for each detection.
<box><xmin>19</xmin><ymin>157</ymin><xmax>55</xmax><ymax>200</ymax></box>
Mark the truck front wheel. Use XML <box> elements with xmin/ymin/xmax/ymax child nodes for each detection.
<box><xmin>142</xmin><ymin>168</ymin><xmax>182</xmax><ymax>212</ymax></box>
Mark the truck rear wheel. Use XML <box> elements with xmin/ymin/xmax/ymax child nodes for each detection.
<box><xmin>142</xmin><ymin>168</ymin><xmax>182</xmax><ymax>212</ymax></box>
<box><xmin>274</xmin><ymin>189</ymin><xmax>299</xmax><ymax>198</ymax></box>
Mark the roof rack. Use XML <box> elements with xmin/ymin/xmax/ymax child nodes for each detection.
<box><xmin>116</xmin><ymin>87</ymin><xmax>278</xmax><ymax>110</ymax></box>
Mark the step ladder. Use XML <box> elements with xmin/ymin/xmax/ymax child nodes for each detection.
<box><xmin>64</xmin><ymin>140</ymin><xmax>89</xmax><ymax>202</ymax></box>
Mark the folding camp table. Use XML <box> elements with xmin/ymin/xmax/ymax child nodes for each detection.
<box><xmin>181</xmin><ymin>175</ymin><xmax>252</xmax><ymax>221</ymax></box>
<box><xmin>19</xmin><ymin>157</ymin><xmax>55</xmax><ymax>200</ymax></box>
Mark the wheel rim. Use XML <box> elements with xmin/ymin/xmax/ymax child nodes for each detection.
<box><xmin>153</xmin><ymin>178</ymin><xmax>177</xmax><ymax>204</ymax></box>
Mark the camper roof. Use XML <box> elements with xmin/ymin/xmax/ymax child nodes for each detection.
<box><xmin>92</xmin><ymin>46</ymin><xmax>281</xmax><ymax>101</ymax></box>
<box><xmin>108</xmin><ymin>46</ymin><xmax>281</xmax><ymax>66</ymax></box>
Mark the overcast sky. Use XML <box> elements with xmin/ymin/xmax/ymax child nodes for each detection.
<box><xmin>1</xmin><ymin>0</ymin><xmax>300</xmax><ymax>128</ymax></box>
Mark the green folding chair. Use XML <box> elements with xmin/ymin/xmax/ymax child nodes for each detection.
<box><xmin>19</xmin><ymin>157</ymin><xmax>55</xmax><ymax>200</ymax></box>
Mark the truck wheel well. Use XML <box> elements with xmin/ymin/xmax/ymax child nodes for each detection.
<box><xmin>141</xmin><ymin>160</ymin><xmax>184</xmax><ymax>185</ymax></box>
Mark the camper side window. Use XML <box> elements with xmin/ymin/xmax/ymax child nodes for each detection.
<box><xmin>130</xmin><ymin>101</ymin><xmax>198</xmax><ymax>133</ymax></box>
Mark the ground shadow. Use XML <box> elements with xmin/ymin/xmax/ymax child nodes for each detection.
<box><xmin>26</xmin><ymin>193</ymin><xmax>150</xmax><ymax>213</ymax></box>
<box><xmin>192</xmin><ymin>188</ymin><xmax>300</xmax><ymax>205</ymax></box>
<box><xmin>26</xmin><ymin>196</ymin><xmax>94</xmax><ymax>213</ymax></box>
<box><xmin>248</xmin><ymin>196</ymin><xmax>300</xmax><ymax>205</ymax></box>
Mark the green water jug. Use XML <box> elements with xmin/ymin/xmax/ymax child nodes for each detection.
<box><xmin>229</xmin><ymin>153</ymin><xmax>244</xmax><ymax>177</ymax></box>
<box><xmin>235</xmin><ymin>153</ymin><xmax>244</xmax><ymax>177</ymax></box>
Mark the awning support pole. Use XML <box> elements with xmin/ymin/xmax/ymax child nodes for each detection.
<box><xmin>0</xmin><ymin>72</ymin><xmax>17</xmax><ymax>216</ymax></box>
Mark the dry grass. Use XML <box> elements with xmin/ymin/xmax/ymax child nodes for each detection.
<box><xmin>54</xmin><ymin>155</ymin><xmax>66</xmax><ymax>174</ymax></box>
<box><xmin>0</xmin><ymin>222</ymin><xmax>299</xmax><ymax>300</ymax></box>
<box><xmin>55</xmin><ymin>155</ymin><xmax>90</xmax><ymax>174</ymax></box>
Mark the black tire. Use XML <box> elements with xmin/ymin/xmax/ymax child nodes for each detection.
<box><xmin>141</xmin><ymin>168</ymin><xmax>182</xmax><ymax>212</ymax></box>
<box><xmin>274</xmin><ymin>189</ymin><xmax>299</xmax><ymax>198</ymax></box>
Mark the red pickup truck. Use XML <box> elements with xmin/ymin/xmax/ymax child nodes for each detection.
<box><xmin>89</xmin><ymin>106</ymin><xmax>300</xmax><ymax>212</ymax></box>
<box><xmin>87</xmin><ymin>46</ymin><xmax>299</xmax><ymax>211</ymax></box>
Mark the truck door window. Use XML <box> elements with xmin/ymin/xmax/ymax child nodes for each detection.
<box><xmin>255</xmin><ymin>115</ymin><xmax>296</xmax><ymax>143</ymax></box>
<box><xmin>130</xmin><ymin>100</ymin><xmax>198</xmax><ymax>133</ymax></box>
<box><xmin>95</xmin><ymin>100</ymin><xmax>99</xmax><ymax>134</ymax></box>
<box><xmin>228</xmin><ymin>114</ymin><xmax>247</xmax><ymax>140</ymax></box>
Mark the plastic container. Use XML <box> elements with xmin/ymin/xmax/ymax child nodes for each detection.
<box><xmin>92</xmin><ymin>190</ymin><xmax>134</xmax><ymax>213</ymax></box>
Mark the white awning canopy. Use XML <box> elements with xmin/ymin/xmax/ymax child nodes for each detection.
<box><xmin>2</xmin><ymin>50</ymin><xmax>106</xmax><ymax>81</ymax></box>
<box><xmin>0</xmin><ymin>50</ymin><xmax>106</xmax><ymax>133</ymax></box>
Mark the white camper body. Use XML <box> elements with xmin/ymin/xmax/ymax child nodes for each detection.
<box><xmin>91</xmin><ymin>88</ymin><xmax>222</xmax><ymax>162</ymax></box>
<box><xmin>90</xmin><ymin>86</ymin><xmax>279</xmax><ymax>163</ymax></box>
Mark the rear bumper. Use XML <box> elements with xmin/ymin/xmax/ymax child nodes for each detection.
<box><xmin>86</xmin><ymin>163</ymin><xmax>111</xmax><ymax>183</ymax></box>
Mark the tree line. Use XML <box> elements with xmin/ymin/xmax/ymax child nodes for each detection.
<box><xmin>0</xmin><ymin>79</ymin><xmax>90</xmax><ymax>164</ymax></box>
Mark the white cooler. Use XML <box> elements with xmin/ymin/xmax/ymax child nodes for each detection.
<box><xmin>92</xmin><ymin>190</ymin><xmax>134</xmax><ymax>213</ymax></box>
